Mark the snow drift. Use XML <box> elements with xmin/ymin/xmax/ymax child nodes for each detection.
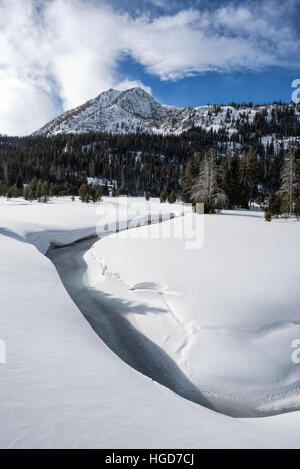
<box><xmin>1</xmin><ymin>197</ymin><xmax>300</xmax><ymax>448</ymax></box>
<box><xmin>48</xmin><ymin>207</ymin><xmax>300</xmax><ymax>417</ymax></box>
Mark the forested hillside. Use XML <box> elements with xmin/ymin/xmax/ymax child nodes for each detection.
<box><xmin>1</xmin><ymin>101</ymin><xmax>300</xmax><ymax>210</ymax></box>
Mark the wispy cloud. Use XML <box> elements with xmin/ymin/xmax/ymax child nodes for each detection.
<box><xmin>0</xmin><ymin>0</ymin><xmax>299</xmax><ymax>135</ymax></box>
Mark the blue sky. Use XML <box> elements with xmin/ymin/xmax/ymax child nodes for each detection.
<box><xmin>112</xmin><ymin>0</ymin><xmax>300</xmax><ymax>106</ymax></box>
<box><xmin>0</xmin><ymin>0</ymin><xmax>300</xmax><ymax>135</ymax></box>
<box><xmin>119</xmin><ymin>57</ymin><xmax>299</xmax><ymax>107</ymax></box>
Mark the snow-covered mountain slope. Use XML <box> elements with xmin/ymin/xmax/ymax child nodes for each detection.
<box><xmin>34</xmin><ymin>88</ymin><xmax>172</xmax><ymax>136</ymax></box>
<box><xmin>34</xmin><ymin>87</ymin><xmax>300</xmax><ymax>137</ymax></box>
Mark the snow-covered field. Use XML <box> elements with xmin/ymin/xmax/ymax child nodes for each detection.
<box><xmin>1</xmin><ymin>197</ymin><xmax>300</xmax><ymax>448</ymax></box>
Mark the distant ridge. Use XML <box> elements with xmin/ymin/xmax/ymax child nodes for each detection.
<box><xmin>33</xmin><ymin>87</ymin><xmax>300</xmax><ymax>137</ymax></box>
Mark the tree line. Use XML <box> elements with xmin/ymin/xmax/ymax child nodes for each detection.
<box><xmin>180</xmin><ymin>147</ymin><xmax>300</xmax><ymax>219</ymax></box>
<box><xmin>0</xmin><ymin>107</ymin><xmax>299</xmax><ymax>214</ymax></box>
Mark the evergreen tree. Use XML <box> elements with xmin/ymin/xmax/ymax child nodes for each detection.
<box><xmin>280</xmin><ymin>195</ymin><xmax>290</xmax><ymax>219</ymax></box>
<box><xmin>294</xmin><ymin>195</ymin><xmax>300</xmax><ymax>219</ymax></box>
<box><xmin>181</xmin><ymin>159</ymin><xmax>198</xmax><ymax>203</ymax></box>
<box><xmin>239</xmin><ymin>151</ymin><xmax>251</xmax><ymax>209</ymax></box>
<box><xmin>23</xmin><ymin>186</ymin><xmax>30</xmax><ymax>201</ymax></box>
<box><xmin>265</xmin><ymin>211</ymin><xmax>272</xmax><ymax>222</ymax></box>
<box><xmin>223</xmin><ymin>151</ymin><xmax>242</xmax><ymax>208</ymax></box>
<box><xmin>16</xmin><ymin>173</ymin><xmax>23</xmax><ymax>191</ymax></box>
<box><xmin>7</xmin><ymin>184</ymin><xmax>19</xmax><ymax>199</ymax></box>
<box><xmin>27</xmin><ymin>188</ymin><xmax>35</xmax><ymax>202</ymax></box>
<box><xmin>192</xmin><ymin>149</ymin><xmax>228</xmax><ymax>212</ymax></box>
<box><xmin>244</xmin><ymin>148</ymin><xmax>259</xmax><ymax>207</ymax></box>
<box><xmin>267</xmin><ymin>193</ymin><xmax>283</xmax><ymax>218</ymax></box>
<box><xmin>168</xmin><ymin>190</ymin><xmax>176</xmax><ymax>204</ymax></box>
<box><xmin>79</xmin><ymin>183</ymin><xmax>89</xmax><ymax>203</ymax></box>
<box><xmin>83</xmin><ymin>192</ymin><xmax>90</xmax><ymax>204</ymax></box>
<box><xmin>29</xmin><ymin>177</ymin><xmax>38</xmax><ymax>195</ymax></box>
<box><xmin>278</xmin><ymin>151</ymin><xmax>298</xmax><ymax>216</ymax></box>
<box><xmin>41</xmin><ymin>181</ymin><xmax>49</xmax><ymax>203</ymax></box>
<box><xmin>102</xmin><ymin>182</ymin><xmax>109</xmax><ymax>196</ymax></box>
<box><xmin>36</xmin><ymin>179</ymin><xmax>43</xmax><ymax>201</ymax></box>
<box><xmin>160</xmin><ymin>191</ymin><xmax>167</xmax><ymax>203</ymax></box>
<box><xmin>90</xmin><ymin>186</ymin><xmax>102</xmax><ymax>203</ymax></box>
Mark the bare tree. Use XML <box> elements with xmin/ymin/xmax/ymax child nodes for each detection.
<box><xmin>191</xmin><ymin>149</ymin><xmax>228</xmax><ymax>210</ymax></box>
<box><xmin>278</xmin><ymin>151</ymin><xmax>298</xmax><ymax>216</ymax></box>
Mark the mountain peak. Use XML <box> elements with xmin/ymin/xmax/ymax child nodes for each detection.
<box><xmin>33</xmin><ymin>87</ymin><xmax>291</xmax><ymax>137</ymax></box>
<box><xmin>33</xmin><ymin>86</ymin><xmax>167</xmax><ymax>136</ymax></box>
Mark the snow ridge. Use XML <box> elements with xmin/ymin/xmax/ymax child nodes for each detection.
<box><xmin>33</xmin><ymin>87</ymin><xmax>300</xmax><ymax>137</ymax></box>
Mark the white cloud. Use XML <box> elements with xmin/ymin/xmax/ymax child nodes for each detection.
<box><xmin>0</xmin><ymin>74</ymin><xmax>58</xmax><ymax>136</ymax></box>
<box><xmin>117</xmin><ymin>79</ymin><xmax>152</xmax><ymax>95</ymax></box>
<box><xmin>0</xmin><ymin>0</ymin><xmax>299</xmax><ymax>135</ymax></box>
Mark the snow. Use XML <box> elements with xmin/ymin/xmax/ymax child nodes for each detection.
<box><xmin>261</xmin><ymin>135</ymin><xmax>300</xmax><ymax>151</ymax></box>
<box><xmin>50</xmin><ymin>205</ymin><xmax>300</xmax><ymax>417</ymax></box>
<box><xmin>1</xmin><ymin>197</ymin><xmax>300</xmax><ymax>448</ymax></box>
<box><xmin>87</xmin><ymin>177</ymin><xmax>117</xmax><ymax>188</ymax></box>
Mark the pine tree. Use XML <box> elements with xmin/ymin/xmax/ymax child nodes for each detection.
<box><xmin>36</xmin><ymin>179</ymin><xmax>43</xmax><ymax>201</ymax></box>
<box><xmin>28</xmin><ymin>188</ymin><xmax>35</xmax><ymax>202</ymax></box>
<box><xmin>16</xmin><ymin>173</ymin><xmax>23</xmax><ymax>191</ymax></box>
<box><xmin>265</xmin><ymin>211</ymin><xmax>272</xmax><ymax>222</ymax></box>
<box><xmin>90</xmin><ymin>186</ymin><xmax>102</xmax><ymax>203</ymax></box>
<box><xmin>294</xmin><ymin>195</ymin><xmax>300</xmax><ymax>219</ymax></box>
<box><xmin>160</xmin><ymin>191</ymin><xmax>167</xmax><ymax>203</ymax></box>
<box><xmin>168</xmin><ymin>190</ymin><xmax>176</xmax><ymax>204</ymax></box>
<box><xmin>278</xmin><ymin>151</ymin><xmax>298</xmax><ymax>216</ymax></box>
<box><xmin>191</xmin><ymin>149</ymin><xmax>228</xmax><ymax>212</ymax></box>
<box><xmin>223</xmin><ymin>151</ymin><xmax>241</xmax><ymax>208</ymax></box>
<box><xmin>245</xmin><ymin>148</ymin><xmax>259</xmax><ymax>207</ymax></box>
<box><xmin>267</xmin><ymin>193</ymin><xmax>283</xmax><ymax>218</ymax></box>
<box><xmin>181</xmin><ymin>159</ymin><xmax>198</xmax><ymax>203</ymax></box>
<box><xmin>30</xmin><ymin>177</ymin><xmax>38</xmax><ymax>194</ymax></box>
<box><xmin>41</xmin><ymin>181</ymin><xmax>49</xmax><ymax>203</ymax></box>
<box><xmin>23</xmin><ymin>186</ymin><xmax>30</xmax><ymax>201</ymax></box>
<box><xmin>83</xmin><ymin>192</ymin><xmax>90</xmax><ymax>204</ymax></box>
<box><xmin>280</xmin><ymin>195</ymin><xmax>290</xmax><ymax>219</ymax></box>
<box><xmin>7</xmin><ymin>184</ymin><xmax>19</xmax><ymax>199</ymax></box>
<box><xmin>102</xmin><ymin>182</ymin><xmax>109</xmax><ymax>196</ymax></box>
<box><xmin>79</xmin><ymin>183</ymin><xmax>89</xmax><ymax>203</ymax></box>
<box><xmin>239</xmin><ymin>151</ymin><xmax>250</xmax><ymax>209</ymax></box>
